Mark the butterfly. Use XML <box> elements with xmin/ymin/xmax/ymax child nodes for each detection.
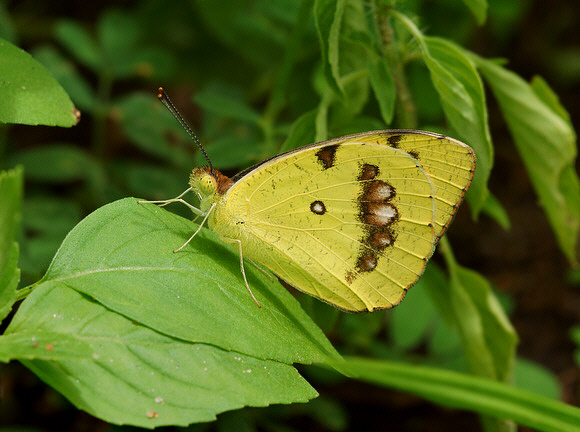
<box><xmin>141</xmin><ymin>89</ymin><xmax>476</xmax><ymax>312</ymax></box>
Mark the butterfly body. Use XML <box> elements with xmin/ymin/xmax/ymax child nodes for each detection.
<box><xmin>187</xmin><ymin>130</ymin><xmax>475</xmax><ymax>312</ymax></box>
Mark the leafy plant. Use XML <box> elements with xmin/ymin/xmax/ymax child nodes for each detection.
<box><xmin>0</xmin><ymin>1</ymin><xmax>578</xmax><ymax>431</ymax></box>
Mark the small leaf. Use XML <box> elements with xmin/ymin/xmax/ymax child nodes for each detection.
<box><xmin>195</xmin><ymin>83</ymin><xmax>261</xmax><ymax>124</ymax></box>
<box><xmin>447</xmin><ymin>264</ymin><xmax>518</xmax><ymax>382</ymax></box>
<box><xmin>280</xmin><ymin>110</ymin><xmax>317</xmax><ymax>153</ymax></box>
<box><xmin>461</xmin><ymin>0</ymin><xmax>488</xmax><ymax>25</ymax></box>
<box><xmin>55</xmin><ymin>20</ymin><xmax>102</xmax><ymax>70</ymax></box>
<box><xmin>368</xmin><ymin>57</ymin><xmax>395</xmax><ymax>125</ymax></box>
<box><xmin>9</xmin><ymin>144</ymin><xmax>101</xmax><ymax>183</ymax></box>
<box><xmin>514</xmin><ymin>358</ymin><xmax>561</xmax><ymax>400</ymax></box>
<box><xmin>474</xmin><ymin>57</ymin><xmax>580</xmax><ymax>265</ymax></box>
<box><xmin>314</xmin><ymin>0</ymin><xmax>346</xmax><ymax>95</ymax></box>
<box><xmin>7</xmin><ymin>283</ymin><xmax>317</xmax><ymax>427</ymax></box>
<box><xmin>115</xmin><ymin>93</ymin><xmax>194</xmax><ymax>169</ymax></box>
<box><xmin>194</xmin><ymin>135</ymin><xmax>263</xmax><ymax>170</ymax></box>
<box><xmin>390</xmin><ymin>280</ymin><xmax>437</xmax><ymax>350</ymax></box>
<box><xmin>98</xmin><ymin>10</ymin><xmax>140</xmax><ymax>75</ymax></box>
<box><xmin>0</xmin><ymin>38</ymin><xmax>77</xmax><ymax>126</ymax></box>
<box><xmin>20</xmin><ymin>197</ymin><xmax>81</xmax><ymax>279</ymax></box>
<box><xmin>0</xmin><ymin>167</ymin><xmax>23</xmax><ymax>323</ymax></box>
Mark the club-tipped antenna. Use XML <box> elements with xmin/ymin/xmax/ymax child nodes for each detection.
<box><xmin>157</xmin><ymin>87</ymin><xmax>213</xmax><ymax>171</ymax></box>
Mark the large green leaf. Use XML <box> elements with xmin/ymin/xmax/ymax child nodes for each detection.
<box><xmin>474</xmin><ymin>57</ymin><xmax>579</xmax><ymax>265</ymax></box>
<box><xmin>0</xmin><ymin>167</ymin><xmax>22</xmax><ymax>323</ymax></box>
<box><xmin>0</xmin><ymin>38</ymin><xmax>77</xmax><ymax>126</ymax></box>
<box><xmin>19</xmin><ymin>198</ymin><xmax>340</xmax><ymax>365</ymax></box>
<box><xmin>5</xmin><ymin>283</ymin><xmax>317</xmax><ymax>427</ymax></box>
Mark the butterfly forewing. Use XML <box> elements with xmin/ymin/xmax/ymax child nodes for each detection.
<box><xmin>210</xmin><ymin>140</ymin><xmax>438</xmax><ymax>311</ymax></box>
<box><xmin>335</xmin><ymin>131</ymin><xmax>475</xmax><ymax>239</ymax></box>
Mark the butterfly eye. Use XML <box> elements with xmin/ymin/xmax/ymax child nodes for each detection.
<box><xmin>199</xmin><ymin>174</ymin><xmax>218</xmax><ymax>195</ymax></box>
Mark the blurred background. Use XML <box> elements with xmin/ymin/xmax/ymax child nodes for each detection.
<box><xmin>0</xmin><ymin>0</ymin><xmax>578</xmax><ymax>430</ymax></box>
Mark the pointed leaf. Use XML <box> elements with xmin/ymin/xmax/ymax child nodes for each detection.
<box><xmin>0</xmin><ymin>38</ymin><xmax>77</xmax><ymax>126</ymax></box>
<box><xmin>474</xmin><ymin>57</ymin><xmax>579</xmax><ymax>265</ymax></box>
<box><xmin>368</xmin><ymin>57</ymin><xmax>395</xmax><ymax>125</ymax></box>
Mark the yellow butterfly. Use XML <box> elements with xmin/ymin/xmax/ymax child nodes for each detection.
<box><xmin>142</xmin><ymin>90</ymin><xmax>476</xmax><ymax>312</ymax></box>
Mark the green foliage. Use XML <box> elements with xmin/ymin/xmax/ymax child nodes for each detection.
<box><xmin>0</xmin><ymin>0</ymin><xmax>578</xmax><ymax>430</ymax></box>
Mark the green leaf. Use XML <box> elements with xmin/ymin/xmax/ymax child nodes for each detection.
<box><xmin>461</xmin><ymin>0</ymin><xmax>488</xmax><ymax>25</ymax></box>
<box><xmin>280</xmin><ymin>110</ymin><xmax>317</xmax><ymax>153</ymax></box>
<box><xmin>55</xmin><ymin>20</ymin><xmax>102</xmax><ymax>70</ymax></box>
<box><xmin>530</xmin><ymin>75</ymin><xmax>573</xmax><ymax>126</ymax></box>
<box><xmin>368</xmin><ymin>57</ymin><xmax>395</xmax><ymax>125</ymax></box>
<box><xmin>194</xmin><ymin>0</ymin><xmax>298</xmax><ymax>68</ymax></box>
<box><xmin>9</xmin><ymin>144</ymin><xmax>101</xmax><ymax>183</ymax></box>
<box><xmin>98</xmin><ymin>10</ymin><xmax>140</xmax><ymax>77</ymax></box>
<box><xmin>514</xmin><ymin>358</ymin><xmax>561</xmax><ymax>400</ymax></box>
<box><xmin>473</xmin><ymin>57</ymin><xmax>580</xmax><ymax>265</ymax></box>
<box><xmin>314</xmin><ymin>0</ymin><xmax>346</xmax><ymax>95</ymax></box>
<box><xmin>334</xmin><ymin>356</ymin><xmax>580</xmax><ymax>432</ymax></box>
<box><xmin>115</xmin><ymin>93</ymin><xmax>194</xmax><ymax>170</ymax></box>
<box><xmin>0</xmin><ymin>167</ymin><xmax>22</xmax><ymax>323</ymax></box>
<box><xmin>194</xmin><ymin>83</ymin><xmax>261</xmax><ymax>124</ymax></box>
<box><xmin>391</xmin><ymin>13</ymin><xmax>493</xmax><ymax>216</ymax></box>
<box><xmin>32</xmin><ymin>45</ymin><xmax>96</xmax><ymax>112</ymax></box>
<box><xmin>0</xmin><ymin>38</ymin><xmax>77</xmax><ymax>126</ymax></box>
<box><xmin>6</xmin><ymin>283</ymin><xmax>317</xmax><ymax>427</ymax></box>
<box><xmin>25</xmin><ymin>198</ymin><xmax>340</xmax><ymax>365</ymax></box>
<box><xmin>116</xmin><ymin>163</ymin><xmax>189</xmax><ymax>202</ymax></box>
<box><xmin>480</xmin><ymin>192</ymin><xmax>511</xmax><ymax>230</ymax></box>
<box><xmin>194</xmin><ymin>135</ymin><xmax>263</xmax><ymax>170</ymax></box>
<box><xmin>450</xmin><ymin>265</ymin><xmax>517</xmax><ymax>382</ymax></box>
<box><xmin>390</xmin><ymin>279</ymin><xmax>437</xmax><ymax>350</ymax></box>
<box><xmin>19</xmin><ymin>197</ymin><xmax>81</xmax><ymax>279</ymax></box>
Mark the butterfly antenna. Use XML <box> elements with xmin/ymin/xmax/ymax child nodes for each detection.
<box><xmin>157</xmin><ymin>87</ymin><xmax>213</xmax><ymax>171</ymax></box>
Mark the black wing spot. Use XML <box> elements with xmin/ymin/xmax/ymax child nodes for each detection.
<box><xmin>407</xmin><ymin>150</ymin><xmax>419</xmax><ymax>160</ymax></box>
<box><xmin>315</xmin><ymin>145</ymin><xmax>339</xmax><ymax>170</ymax></box>
<box><xmin>358</xmin><ymin>163</ymin><xmax>379</xmax><ymax>180</ymax></box>
<box><xmin>387</xmin><ymin>134</ymin><xmax>403</xmax><ymax>148</ymax></box>
<box><xmin>310</xmin><ymin>200</ymin><xmax>326</xmax><ymax>215</ymax></box>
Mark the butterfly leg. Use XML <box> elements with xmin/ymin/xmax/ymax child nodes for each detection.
<box><xmin>138</xmin><ymin>188</ymin><xmax>205</xmax><ymax>217</ymax></box>
<box><xmin>222</xmin><ymin>238</ymin><xmax>262</xmax><ymax>308</ymax></box>
<box><xmin>173</xmin><ymin>203</ymin><xmax>216</xmax><ymax>253</ymax></box>
<box><xmin>247</xmin><ymin>258</ymin><xmax>275</xmax><ymax>282</ymax></box>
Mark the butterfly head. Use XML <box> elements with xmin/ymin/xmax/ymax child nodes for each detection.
<box><xmin>189</xmin><ymin>166</ymin><xmax>234</xmax><ymax>212</ymax></box>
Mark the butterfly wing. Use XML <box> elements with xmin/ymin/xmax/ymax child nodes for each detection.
<box><xmin>210</xmin><ymin>131</ymin><xmax>476</xmax><ymax>311</ymax></box>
